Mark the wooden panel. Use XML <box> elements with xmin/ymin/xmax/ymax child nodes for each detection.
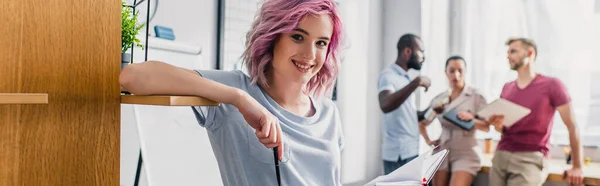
<box><xmin>0</xmin><ymin>93</ymin><xmax>48</xmax><ymax>104</ymax></box>
<box><xmin>121</xmin><ymin>95</ymin><xmax>220</xmax><ymax>106</ymax></box>
<box><xmin>0</xmin><ymin>0</ymin><xmax>120</xmax><ymax>185</ymax></box>
<box><xmin>0</xmin><ymin>0</ymin><xmax>24</xmax><ymax>185</ymax></box>
<box><xmin>0</xmin><ymin>105</ymin><xmax>19</xmax><ymax>186</ymax></box>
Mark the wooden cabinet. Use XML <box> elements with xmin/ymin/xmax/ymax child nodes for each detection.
<box><xmin>0</xmin><ymin>0</ymin><xmax>120</xmax><ymax>185</ymax></box>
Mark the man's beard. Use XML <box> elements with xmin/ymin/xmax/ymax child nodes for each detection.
<box><xmin>407</xmin><ymin>53</ymin><xmax>422</xmax><ymax>70</ymax></box>
<box><xmin>510</xmin><ymin>60</ymin><xmax>524</xmax><ymax>70</ymax></box>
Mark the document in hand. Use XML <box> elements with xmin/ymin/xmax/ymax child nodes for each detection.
<box><xmin>476</xmin><ymin>98</ymin><xmax>531</xmax><ymax>127</ymax></box>
<box><xmin>364</xmin><ymin>149</ymin><xmax>449</xmax><ymax>186</ymax></box>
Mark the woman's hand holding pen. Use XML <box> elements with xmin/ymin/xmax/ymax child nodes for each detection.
<box><xmin>234</xmin><ymin>90</ymin><xmax>284</xmax><ymax>161</ymax></box>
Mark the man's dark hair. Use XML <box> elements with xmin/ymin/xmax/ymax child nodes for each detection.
<box><xmin>506</xmin><ymin>38</ymin><xmax>538</xmax><ymax>59</ymax></box>
<box><xmin>396</xmin><ymin>34</ymin><xmax>421</xmax><ymax>54</ymax></box>
<box><xmin>445</xmin><ymin>56</ymin><xmax>466</xmax><ymax>69</ymax></box>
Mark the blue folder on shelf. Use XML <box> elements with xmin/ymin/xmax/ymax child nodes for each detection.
<box><xmin>154</xmin><ymin>25</ymin><xmax>175</xmax><ymax>40</ymax></box>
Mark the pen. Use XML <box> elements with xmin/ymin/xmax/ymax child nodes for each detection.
<box><xmin>273</xmin><ymin>147</ymin><xmax>281</xmax><ymax>186</ymax></box>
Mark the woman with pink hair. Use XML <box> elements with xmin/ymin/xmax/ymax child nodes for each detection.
<box><xmin>119</xmin><ymin>0</ymin><xmax>345</xmax><ymax>185</ymax></box>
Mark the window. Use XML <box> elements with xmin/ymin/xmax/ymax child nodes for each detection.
<box><xmin>220</xmin><ymin>0</ymin><xmax>261</xmax><ymax>71</ymax></box>
<box><xmin>421</xmin><ymin>0</ymin><xmax>600</xmax><ymax>146</ymax></box>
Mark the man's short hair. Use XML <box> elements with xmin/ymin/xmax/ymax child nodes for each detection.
<box><xmin>506</xmin><ymin>38</ymin><xmax>538</xmax><ymax>58</ymax></box>
<box><xmin>397</xmin><ymin>34</ymin><xmax>421</xmax><ymax>53</ymax></box>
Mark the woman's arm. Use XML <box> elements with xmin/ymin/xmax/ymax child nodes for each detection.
<box><xmin>119</xmin><ymin>61</ymin><xmax>285</xmax><ymax>159</ymax></box>
<box><xmin>119</xmin><ymin>61</ymin><xmax>243</xmax><ymax>105</ymax></box>
<box><xmin>419</xmin><ymin>121</ymin><xmax>438</xmax><ymax>146</ymax></box>
<box><xmin>473</xmin><ymin>92</ymin><xmax>490</xmax><ymax>132</ymax></box>
<box><xmin>457</xmin><ymin>112</ymin><xmax>490</xmax><ymax>132</ymax></box>
<box><xmin>419</xmin><ymin>121</ymin><xmax>432</xmax><ymax>145</ymax></box>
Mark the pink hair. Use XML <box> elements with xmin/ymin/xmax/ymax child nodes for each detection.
<box><xmin>242</xmin><ymin>0</ymin><xmax>343</xmax><ymax>97</ymax></box>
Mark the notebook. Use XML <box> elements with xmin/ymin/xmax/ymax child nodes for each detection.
<box><xmin>442</xmin><ymin>109</ymin><xmax>475</xmax><ymax>131</ymax></box>
<box><xmin>476</xmin><ymin>98</ymin><xmax>531</xmax><ymax>127</ymax></box>
<box><xmin>364</xmin><ymin>148</ymin><xmax>449</xmax><ymax>186</ymax></box>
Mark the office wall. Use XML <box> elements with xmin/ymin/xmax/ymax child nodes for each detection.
<box><xmin>120</xmin><ymin>0</ymin><xmax>219</xmax><ymax>186</ymax></box>
<box><xmin>382</xmin><ymin>0</ymin><xmax>422</xmax><ymax>68</ymax></box>
<box><xmin>337</xmin><ymin>0</ymin><xmax>377</xmax><ymax>184</ymax></box>
<box><xmin>364</xmin><ymin>0</ymin><xmax>385</xmax><ymax>183</ymax></box>
<box><xmin>339</xmin><ymin>0</ymin><xmax>423</xmax><ymax>185</ymax></box>
<box><xmin>124</xmin><ymin>0</ymin><xmax>217</xmax><ymax>68</ymax></box>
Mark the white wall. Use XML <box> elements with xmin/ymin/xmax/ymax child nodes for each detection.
<box><xmin>364</xmin><ymin>0</ymin><xmax>385</xmax><ymax>184</ymax></box>
<box><xmin>124</xmin><ymin>0</ymin><xmax>217</xmax><ymax>68</ymax></box>
<box><xmin>338</xmin><ymin>0</ymin><xmax>422</xmax><ymax>185</ymax></box>
<box><xmin>221</xmin><ymin>0</ymin><xmax>260</xmax><ymax>71</ymax></box>
<box><xmin>121</xmin><ymin>0</ymin><xmax>219</xmax><ymax>186</ymax></box>
<box><xmin>337</xmin><ymin>0</ymin><xmax>375</xmax><ymax>184</ymax></box>
<box><xmin>382</xmin><ymin>0</ymin><xmax>422</xmax><ymax>67</ymax></box>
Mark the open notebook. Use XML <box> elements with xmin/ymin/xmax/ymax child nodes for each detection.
<box><xmin>364</xmin><ymin>148</ymin><xmax>449</xmax><ymax>186</ymax></box>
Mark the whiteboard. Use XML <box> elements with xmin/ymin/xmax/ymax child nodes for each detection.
<box><xmin>122</xmin><ymin>48</ymin><xmax>222</xmax><ymax>186</ymax></box>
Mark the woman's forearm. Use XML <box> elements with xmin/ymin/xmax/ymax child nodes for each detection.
<box><xmin>419</xmin><ymin>123</ymin><xmax>432</xmax><ymax>144</ymax></box>
<box><xmin>119</xmin><ymin>61</ymin><xmax>243</xmax><ymax>105</ymax></box>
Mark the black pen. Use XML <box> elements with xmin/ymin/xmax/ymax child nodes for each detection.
<box><xmin>273</xmin><ymin>147</ymin><xmax>281</xmax><ymax>186</ymax></box>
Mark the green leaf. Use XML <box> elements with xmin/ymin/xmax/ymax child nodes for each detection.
<box><xmin>121</xmin><ymin>0</ymin><xmax>145</xmax><ymax>52</ymax></box>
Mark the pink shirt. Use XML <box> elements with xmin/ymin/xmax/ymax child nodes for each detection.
<box><xmin>497</xmin><ymin>74</ymin><xmax>571</xmax><ymax>157</ymax></box>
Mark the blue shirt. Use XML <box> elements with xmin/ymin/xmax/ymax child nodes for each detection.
<box><xmin>191</xmin><ymin>70</ymin><xmax>344</xmax><ymax>186</ymax></box>
<box><xmin>377</xmin><ymin>63</ymin><xmax>419</xmax><ymax>161</ymax></box>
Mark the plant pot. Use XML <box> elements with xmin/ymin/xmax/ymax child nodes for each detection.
<box><xmin>121</xmin><ymin>53</ymin><xmax>131</xmax><ymax>94</ymax></box>
<box><xmin>121</xmin><ymin>53</ymin><xmax>132</xmax><ymax>70</ymax></box>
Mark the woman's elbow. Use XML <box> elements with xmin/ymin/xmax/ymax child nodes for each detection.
<box><xmin>119</xmin><ymin>65</ymin><xmax>140</xmax><ymax>92</ymax></box>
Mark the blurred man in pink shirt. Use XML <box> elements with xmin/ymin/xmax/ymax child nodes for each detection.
<box><xmin>486</xmin><ymin>38</ymin><xmax>584</xmax><ymax>186</ymax></box>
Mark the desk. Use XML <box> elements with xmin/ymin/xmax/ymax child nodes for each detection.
<box><xmin>480</xmin><ymin>153</ymin><xmax>600</xmax><ymax>185</ymax></box>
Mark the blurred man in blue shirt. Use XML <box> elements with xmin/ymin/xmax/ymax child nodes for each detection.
<box><xmin>378</xmin><ymin>34</ymin><xmax>430</xmax><ymax>175</ymax></box>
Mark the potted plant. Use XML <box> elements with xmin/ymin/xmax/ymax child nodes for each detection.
<box><xmin>121</xmin><ymin>1</ymin><xmax>145</xmax><ymax>70</ymax></box>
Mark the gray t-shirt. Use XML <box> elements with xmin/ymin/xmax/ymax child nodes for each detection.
<box><xmin>191</xmin><ymin>70</ymin><xmax>344</xmax><ymax>186</ymax></box>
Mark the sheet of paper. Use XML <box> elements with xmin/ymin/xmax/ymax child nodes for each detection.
<box><xmin>364</xmin><ymin>149</ymin><xmax>448</xmax><ymax>186</ymax></box>
<box><xmin>363</xmin><ymin>156</ymin><xmax>423</xmax><ymax>186</ymax></box>
<box><xmin>373</xmin><ymin>181</ymin><xmax>422</xmax><ymax>186</ymax></box>
<box><xmin>476</xmin><ymin>98</ymin><xmax>531</xmax><ymax>127</ymax></box>
<box><xmin>422</xmin><ymin>149</ymin><xmax>448</xmax><ymax>183</ymax></box>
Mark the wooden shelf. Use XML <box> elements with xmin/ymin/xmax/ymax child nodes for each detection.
<box><xmin>0</xmin><ymin>93</ymin><xmax>48</xmax><ymax>104</ymax></box>
<box><xmin>120</xmin><ymin>95</ymin><xmax>220</xmax><ymax>106</ymax></box>
<box><xmin>146</xmin><ymin>37</ymin><xmax>202</xmax><ymax>55</ymax></box>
